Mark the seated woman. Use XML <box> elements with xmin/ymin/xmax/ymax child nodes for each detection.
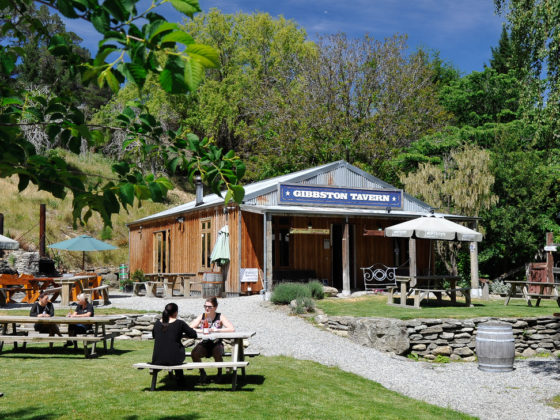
<box><xmin>29</xmin><ymin>293</ymin><xmax>61</xmax><ymax>336</ymax></box>
<box><xmin>65</xmin><ymin>293</ymin><xmax>94</xmax><ymax>346</ymax></box>
<box><xmin>152</xmin><ymin>302</ymin><xmax>197</xmax><ymax>385</ymax></box>
<box><xmin>189</xmin><ymin>296</ymin><xmax>234</xmax><ymax>383</ymax></box>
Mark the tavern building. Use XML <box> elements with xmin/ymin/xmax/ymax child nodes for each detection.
<box><xmin>127</xmin><ymin>161</ymin><xmax>479</xmax><ymax>296</ymax></box>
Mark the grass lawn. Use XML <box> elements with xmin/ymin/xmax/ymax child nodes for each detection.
<box><xmin>0</xmin><ymin>340</ymin><xmax>474</xmax><ymax>420</ymax></box>
<box><xmin>316</xmin><ymin>294</ymin><xmax>560</xmax><ymax>319</ymax></box>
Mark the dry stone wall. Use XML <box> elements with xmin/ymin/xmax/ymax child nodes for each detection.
<box><xmin>317</xmin><ymin>315</ymin><xmax>560</xmax><ymax>359</ymax></box>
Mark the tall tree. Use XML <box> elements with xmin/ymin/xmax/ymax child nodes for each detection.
<box><xmin>399</xmin><ymin>145</ymin><xmax>498</xmax><ymax>276</ymax></box>
<box><xmin>489</xmin><ymin>25</ymin><xmax>514</xmax><ymax>74</ymax></box>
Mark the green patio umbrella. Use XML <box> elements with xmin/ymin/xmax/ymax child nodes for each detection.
<box><xmin>210</xmin><ymin>225</ymin><xmax>230</xmax><ymax>266</ymax></box>
<box><xmin>48</xmin><ymin>235</ymin><xmax>117</xmax><ymax>270</ymax></box>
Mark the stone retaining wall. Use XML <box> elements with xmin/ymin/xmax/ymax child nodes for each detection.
<box><xmin>109</xmin><ymin>313</ymin><xmax>194</xmax><ymax>340</ymax></box>
<box><xmin>316</xmin><ymin>315</ymin><xmax>560</xmax><ymax>360</ymax></box>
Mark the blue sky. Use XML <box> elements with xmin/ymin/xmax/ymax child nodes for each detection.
<box><xmin>63</xmin><ymin>0</ymin><xmax>504</xmax><ymax>75</ymax></box>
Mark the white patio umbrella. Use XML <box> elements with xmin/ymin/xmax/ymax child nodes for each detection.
<box><xmin>385</xmin><ymin>215</ymin><xmax>482</xmax><ymax>242</ymax></box>
<box><xmin>0</xmin><ymin>234</ymin><xmax>19</xmax><ymax>250</ymax></box>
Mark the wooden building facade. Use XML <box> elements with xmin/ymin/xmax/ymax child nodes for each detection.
<box><xmin>127</xmin><ymin>161</ymin><xmax>476</xmax><ymax>296</ymax></box>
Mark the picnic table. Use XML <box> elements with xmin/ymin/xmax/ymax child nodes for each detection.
<box><xmin>0</xmin><ymin>274</ymin><xmax>60</xmax><ymax>306</ymax></box>
<box><xmin>58</xmin><ymin>274</ymin><xmax>110</xmax><ymax>306</ymax></box>
<box><xmin>504</xmin><ymin>280</ymin><xmax>560</xmax><ymax>307</ymax></box>
<box><xmin>0</xmin><ymin>315</ymin><xmax>124</xmax><ymax>357</ymax></box>
<box><xmin>141</xmin><ymin>273</ymin><xmax>196</xmax><ymax>298</ymax></box>
<box><xmin>388</xmin><ymin>274</ymin><xmax>471</xmax><ymax>309</ymax></box>
<box><xmin>134</xmin><ymin>331</ymin><xmax>257</xmax><ymax>391</ymax></box>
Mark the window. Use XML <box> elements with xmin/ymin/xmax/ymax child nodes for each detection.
<box><xmin>153</xmin><ymin>230</ymin><xmax>169</xmax><ymax>273</ymax></box>
<box><xmin>201</xmin><ymin>219</ymin><xmax>212</xmax><ymax>269</ymax></box>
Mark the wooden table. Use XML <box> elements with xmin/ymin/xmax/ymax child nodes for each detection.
<box><xmin>504</xmin><ymin>280</ymin><xmax>560</xmax><ymax>307</ymax></box>
<box><xmin>144</xmin><ymin>273</ymin><xmax>196</xmax><ymax>298</ymax></box>
<box><xmin>134</xmin><ymin>330</ymin><xmax>256</xmax><ymax>390</ymax></box>
<box><xmin>388</xmin><ymin>275</ymin><xmax>470</xmax><ymax>308</ymax></box>
<box><xmin>58</xmin><ymin>275</ymin><xmax>98</xmax><ymax>306</ymax></box>
<box><xmin>0</xmin><ymin>315</ymin><xmax>124</xmax><ymax>357</ymax></box>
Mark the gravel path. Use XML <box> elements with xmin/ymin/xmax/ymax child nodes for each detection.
<box><xmin>26</xmin><ymin>293</ymin><xmax>560</xmax><ymax>419</ymax></box>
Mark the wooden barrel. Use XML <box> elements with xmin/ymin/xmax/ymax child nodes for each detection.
<box><xmin>202</xmin><ymin>273</ymin><xmax>223</xmax><ymax>298</ymax></box>
<box><xmin>476</xmin><ymin>322</ymin><xmax>515</xmax><ymax>372</ymax></box>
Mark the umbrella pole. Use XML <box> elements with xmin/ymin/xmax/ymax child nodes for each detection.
<box><xmin>82</xmin><ymin>251</ymin><xmax>85</xmax><ymax>271</ymax></box>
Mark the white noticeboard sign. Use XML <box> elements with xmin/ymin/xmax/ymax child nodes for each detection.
<box><xmin>240</xmin><ymin>268</ymin><xmax>259</xmax><ymax>283</ymax></box>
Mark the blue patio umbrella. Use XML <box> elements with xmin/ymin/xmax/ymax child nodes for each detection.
<box><xmin>48</xmin><ymin>235</ymin><xmax>117</xmax><ymax>270</ymax></box>
<box><xmin>210</xmin><ymin>225</ymin><xmax>230</xmax><ymax>266</ymax></box>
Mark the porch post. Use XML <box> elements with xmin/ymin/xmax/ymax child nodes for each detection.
<box><xmin>265</xmin><ymin>213</ymin><xmax>273</xmax><ymax>299</ymax></box>
<box><xmin>469</xmin><ymin>241</ymin><xmax>479</xmax><ymax>292</ymax></box>
<box><xmin>342</xmin><ymin>218</ymin><xmax>351</xmax><ymax>296</ymax></box>
<box><xmin>406</xmin><ymin>238</ymin><xmax>416</xmax><ymax>307</ymax></box>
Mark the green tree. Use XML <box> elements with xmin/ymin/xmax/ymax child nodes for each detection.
<box><xmin>489</xmin><ymin>25</ymin><xmax>514</xmax><ymax>74</ymax></box>
<box><xmin>0</xmin><ymin>0</ymin><xmax>245</xmax><ymax>227</ymax></box>
<box><xmin>399</xmin><ymin>145</ymin><xmax>498</xmax><ymax>276</ymax></box>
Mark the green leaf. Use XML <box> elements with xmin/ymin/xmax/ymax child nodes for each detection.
<box><xmin>68</xmin><ymin>136</ymin><xmax>81</xmax><ymax>153</ymax></box>
<box><xmin>104</xmin><ymin>69</ymin><xmax>121</xmax><ymax>93</ymax></box>
<box><xmin>169</xmin><ymin>0</ymin><xmax>201</xmax><ymax>18</ymax></box>
<box><xmin>56</xmin><ymin>0</ymin><xmax>79</xmax><ymax>18</ymax></box>
<box><xmin>148</xmin><ymin>22</ymin><xmax>178</xmax><ymax>41</ymax></box>
<box><xmin>91</xmin><ymin>8</ymin><xmax>110</xmax><ymax>33</ymax></box>
<box><xmin>187</xmin><ymin>44</ymin><xmax>220</xmax><ymax>68</ymax></box>
<box><xmin>2</xmin><ymin>97</ymin><xmax>22</xmax><ymax>106</ymax></box>
<box><xmin>123</xmin><ymin>63</ymin><xmax>147</xmax><ymax>88</ymax></box>
<box><xmin>183</xmin><ymin>58</ymin><xmax>203</xmax><ymax>91</ymax></box>
<box><xmin>160</xmin><ymin>31</ymin><xmax>194</xmax><ymax>46</ymax></box>
<box><xmin>47</xmin><ymin>34</ymin><xmax>69</xmax><ymax>56</ymax></box>
<box><xmin>103</xmin><ymin>0</ymin><xmax>128</xmax><ymax>21</ymax></box>
<box><xmin>155</xmin><ymin>176</ymin><xmax>173</xmax><ymax>190</ymax></box>
<box><xmin>231</xmin><ymin>184</ymin><xmax>245</xmax><ymax>203</ymax></box>
<box><xmin>120</xmin><ymin>182</ymin><xmax>135</xmax><ymax>205</ymax></box>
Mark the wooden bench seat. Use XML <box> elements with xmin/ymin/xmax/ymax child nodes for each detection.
<box><xmin>184</xmin><ymin>350</ymin><xmax>260</xmax><ymax>358</ymax></box>
<box><xmin>134</xmin><ymin>361</ymin><xmax>249</xmax><ymax>391</ymax></box>
<box><xmin>0</xmin><ymin>334</ymin><xmax>106</xmax><ymax>358</ymax></box>
<box><xmin>83</xmin><ymin>285</ymin><xmax>110</xmax><ymax>305</ymax></box>
<box><xmin>410</xmin><ymin>287</ymin><xmax>471</xmax><ymax>308</ymax></box>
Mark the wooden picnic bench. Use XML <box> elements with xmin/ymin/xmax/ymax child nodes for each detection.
<box><xmin>143</xmin><ymin>273</ymin><xmax>196</xmax><ymax>298</ymax></box>
<box><xmin>504</xmin><ymin>280</ymin><xmax>560</xmax><ymax>307</ymax></box>
<box><xmin>387</xmin><ymin>275</ymin><xmax>471</xmax><ymax>309</ymax></box>
<box><xmin>0</xmin><ymin>315</ymin><xmax>123</xmax><ymax>358</ymax></box>
<box><xmin>134</xmin><ymin>331</ymin><xmax>256</xmax><ymax>391</ymax></box>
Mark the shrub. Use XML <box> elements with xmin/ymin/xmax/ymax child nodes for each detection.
<box><xmin>271</xmin><ymin>282</ymin><xmax>311</xmax><ymax>304</ymax></box>
<box><xmin>307</xmin><ymin>280</ymin><xmax>324</xmax><ymax>299</ymax></box>
<box><xmin>490</xmin><ymin>280</ymin><xmax>511</xmax><ymax>295</ymax></box>
<box><xmin>290</xmin><ymin>296</ymin><xmax>315</xmax><ymax>314</ymax></box>
<box><xmin>130</xmin><ymin>269</ymin><xmax>146</xmax><ymax>282</ymax></box>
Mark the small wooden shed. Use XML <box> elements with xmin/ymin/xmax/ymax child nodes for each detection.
<box><xmin>127</xmin><ymin>161</ymin><xmax>478</xmax><ymax>296</ymax></box>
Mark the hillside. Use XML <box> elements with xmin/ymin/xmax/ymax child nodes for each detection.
<box><xmin>0</xmin><ymin>151</ymin><xmax>194</xmax><ymax>271</ymax></box>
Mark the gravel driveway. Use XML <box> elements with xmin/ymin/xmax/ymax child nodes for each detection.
<box><xmin>62</xmin><ymin>293</ymin><xmax>560</xmax><ymax>419</ymax></box>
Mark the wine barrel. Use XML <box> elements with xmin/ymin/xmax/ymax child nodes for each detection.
<box><xmin>202</xmin><ymin>273</ymin><xmax>223</xmax><ymax>298</ymax></box>
<box><xmin>476</xmin><ymin>322</ymin><xmax>515</xmax><ymax>372</ymax></box>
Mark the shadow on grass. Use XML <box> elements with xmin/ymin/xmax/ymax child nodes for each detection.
<box><xmin>527</xmin><ymin>358</ymin><xmax>560</xmax><ymax>380</ymax></box>
<box><xmin>143</xmin><ymin>373</ymin><xmax>265</xmax><ymax>392</ymax></box>
<box><xmin>0</xmin><ymin>406</ymin><xmax>58</xmax><ymax>420</ymax></box>
<box><xmin>389</xmin><ymin>298</ymin><xmax>473</xmax><ymax>308</ymax></box>
<box><xmin>0</xmin><ymin>345</ymin><xmax>133</xmax><ymax>358</ymax></box>
<box><xmin>123</xmin><ymin>416</ymin><xmax>199</xmax><ymax>420</ymax></box>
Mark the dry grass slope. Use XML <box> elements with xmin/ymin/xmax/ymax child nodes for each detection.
<box><xmin>0</xmin><ymin>150</ymin><xmax>193</xmax><ymax>270</ymax></box>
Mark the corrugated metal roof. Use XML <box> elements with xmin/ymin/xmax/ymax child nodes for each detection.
<box><xmin>129</xmin><ymin>160</ymin><xmax>443</xmax><ymax>225</ymax></box>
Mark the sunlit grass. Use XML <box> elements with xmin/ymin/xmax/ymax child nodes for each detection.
<box><xmin>0</xmin><ymin>340</ymin><xmax>474</xmax><ymax>420</ymax></box>
<box><xmin>0</xmin><ymin>150</ymin><xmax>193</xmax><ymax>271</ymax></box>
<box><xmin>316</xmin><ymin>294</ymin><xmax>560</xmax><ymax>319</ymax></box>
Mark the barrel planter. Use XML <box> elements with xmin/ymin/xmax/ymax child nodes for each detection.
<box><xmin>476</xmin><ymin>322</ymin><xmax>515</xmax><ymax>372</ymax></box>
<box><xmin>202</xmin><ymin>273</ymin><xmax>223</xmax><ymax>298</ymax></box>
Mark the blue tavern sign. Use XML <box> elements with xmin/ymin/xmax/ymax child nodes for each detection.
<box><xmin>278</xmin><ymin>183</ymin><xmax>403</xmax><ymax>209</ymax></box>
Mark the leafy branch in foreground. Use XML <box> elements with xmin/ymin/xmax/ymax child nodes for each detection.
<box><xmin>0</xmin><ymin>0</ymin><xmax>243</xmax><ymax>227</ymax></box>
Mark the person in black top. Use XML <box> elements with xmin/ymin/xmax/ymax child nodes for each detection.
<box><xmin>29</xmin><ymin>293</ymin><xmax>61</xmax><ymax>336</ymax></box>
<box><xmin>152</xmin><ymin>302</ymin><xmax>197</xmax><ymax>386</ymax></box>
<box><xmin>65</xmin><ymin>293</ymin><xmax>94</xmax><ymax>346</ymax></box>
<box><xmin>189</xmin><ymin>296</ymin><xmax>235</xmax><ymax>383</ymax></box>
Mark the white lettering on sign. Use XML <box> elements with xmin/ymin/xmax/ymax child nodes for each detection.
<box><xmin>293</xmin><ymin>190</ymin><xmax>348</xmax><ymax>200</ymax></box>
<box><xmin>349</xmin><ymin>193</ymin><xmax>390</xmax><ymax>202</ymax></box>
